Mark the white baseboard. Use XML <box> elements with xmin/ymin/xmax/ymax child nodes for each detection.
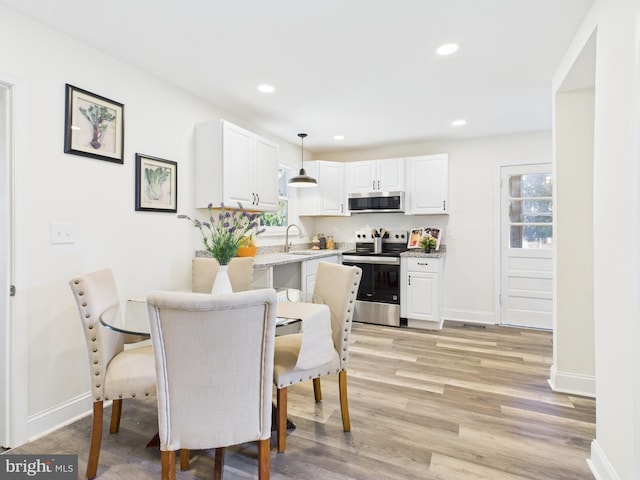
<box><xmin>548</xmin><ymin>364</ymin><xmax>595</xmax><ymax>398</ymax></box>
<box><xmin>587</xmin><ymin>440</ymin><xmax>620</xmax><ymax>480</ymax></box>
<box><xmin>26</xmin><ymin>392</ymin><xmax>93</xmax><ymax>442</ymax></box>
<box><xmin>443</xmin><ymin>308</ymin><xmax>496</xmax><ymax>325</ymax></box>
<box><xmin>407</xmin><ymin>318</ymin><xmax>444</xmax><ymax>330</ymax></box>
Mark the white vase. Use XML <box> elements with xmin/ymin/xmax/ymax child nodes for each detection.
<box><xmin>211</xmin><ymin>264</ymin><xmax>233</xmax><ymax>295</ymax></box>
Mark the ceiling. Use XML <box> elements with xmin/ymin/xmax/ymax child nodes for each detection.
<box><xmin>0</xmin><ymin>0</ymin><xmax>593</xmax><ymax>154</ymax></box>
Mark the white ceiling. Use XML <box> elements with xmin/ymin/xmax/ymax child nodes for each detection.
<box><xmin>0</xmin><ymin>0</ymin><xmax>592</xmax><ymax>153</ymax></box>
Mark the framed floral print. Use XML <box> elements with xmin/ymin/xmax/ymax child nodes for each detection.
<box><xmin>135</xmin><ymin>153</ymin><xmax>178</xmax><ymax>213</ymax></box>
<box><xmin>408</xmin><ymin>228</ymin><xmax>424</xmax><ymax>249</ymax></box>
<box><xmin>64</xmin><ymin>84</ymin><xmax>124</xmax><ymax>163</ymax></box>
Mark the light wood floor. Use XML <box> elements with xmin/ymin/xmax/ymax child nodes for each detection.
<box><xmin>4</xmin><ymin>321</ymin><xmax>596</xmax><ymax>479</ymax></box>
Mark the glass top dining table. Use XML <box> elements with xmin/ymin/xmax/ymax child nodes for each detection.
<box><xmin>100</xmin><ymin>287</ymin><xmax>317</xmax><ymax>337</ymax></box>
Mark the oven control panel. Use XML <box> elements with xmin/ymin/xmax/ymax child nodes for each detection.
<box><xmin>354</xmin><ymin>230</ymin><xmax>374</xmax><ymax>243</ymax></box>
<box><xmin>385</xmin><ymin>230</ymin><xmax>408</xmax><ymax>244</ymax></box>
<box><xmin>354</xmin><ymin>229</ymin><xmax>408</xmax><ymax>244</ymax></box>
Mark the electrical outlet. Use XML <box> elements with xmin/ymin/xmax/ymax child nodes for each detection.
<box><xmin>51</xmin><ymin>223</ymin><xmax>75</xmax><ymax>244</ymax></box>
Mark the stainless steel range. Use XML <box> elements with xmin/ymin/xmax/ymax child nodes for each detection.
<box><xmin>341</xmin><ymin>229</ymin><xmax>408</xmax><ymax>327</ymax></box>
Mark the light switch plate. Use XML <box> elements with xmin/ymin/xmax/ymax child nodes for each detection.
<box><xmin>51</xmin><ymin>223</ymin><xmax>75</xmax><ymax>244</ymax></box>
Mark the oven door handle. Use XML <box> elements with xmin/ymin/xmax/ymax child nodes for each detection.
<box><xmin>342</xmin><ymin>256</ymin><xmax>400</xmax><ymax>265</ymax></box>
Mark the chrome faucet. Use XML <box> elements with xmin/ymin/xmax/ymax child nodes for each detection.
<box><xmin>285</xmin><ymin>224</ymin><xmax>303</xmax><ymax>253</ymax></box>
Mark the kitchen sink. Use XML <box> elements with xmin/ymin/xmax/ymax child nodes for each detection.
<box><xmin>289</xmin><ymin>250</ymin><xmax>320</xmax><ymax>255</ymax></box>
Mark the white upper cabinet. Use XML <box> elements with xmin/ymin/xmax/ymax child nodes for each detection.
<box><xmin>299</xmin><ymin>161</ymin><xmax>348</xmax><ymax>216</ymax></box>
<box><xmin>195</xmin><ymin>120</ymin><xmax>278</xmax><ymax>211</ymax></box>
<box><xmin>346</xmin><ymin>158</ymin><xmax>405</xmax><ymax>193</ymax></box>
<box><xmin>253</xmin><ymin>136</ymin><xmax>279</xmax><ymax>210</ymax></box>
<box><xmin>405</xmin><ymin>154</ymin><xmax>449</xmax><ymax>215</ymax></box>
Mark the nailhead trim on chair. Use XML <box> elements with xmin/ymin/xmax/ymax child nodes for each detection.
<box><xmin>71</xmin><ymin>273</ymin><xmax>157</xmax><ymax>404</ymax></box>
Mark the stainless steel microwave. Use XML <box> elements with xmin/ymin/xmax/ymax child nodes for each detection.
<box><xmin>347</xmin><ymin>191</ymin><xmax>405</xmax><ymax>213</ymax></box>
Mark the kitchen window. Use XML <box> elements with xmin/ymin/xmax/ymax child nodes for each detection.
<box><xmin>260</xmin><ymin>165</ymin><xmax>291</xmax><ymax>230</ymax></box>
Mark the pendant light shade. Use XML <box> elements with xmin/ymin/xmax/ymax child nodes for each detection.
<box><xmin>288</xmin><ymin>133</ymin><xmax>317</xmax><ymax>188</ymax></box>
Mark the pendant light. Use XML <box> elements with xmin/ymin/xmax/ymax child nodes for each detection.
<box><xmin>288</xmin><ymin>133</ymin><xmax>317</xmax><ymax>188</ymax></box>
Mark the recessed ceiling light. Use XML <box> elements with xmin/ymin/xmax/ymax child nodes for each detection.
<box><xmin>333</xmin><ymin>135</ymin><xmax>345</xmax><ymax>140</ymax></box>
<box><xmin>257</xmin><ymin>84</ymin><xmax>275</xmax><ymax>93</ymax></box>
<box><xmin>436</xmin><ymin>43</ymin><xmax>460</xmax><ymax>56</ymax></box>
<box><xmin>451</xmin><ymin>119</ymin><xmax>466</xmax><ymax>127</ymax></box>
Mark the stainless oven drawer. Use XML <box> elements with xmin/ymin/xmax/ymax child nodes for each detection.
<box><xmin>353</xmin><ymin>301</ymin><xmax>401</xmax><ymax>327</ymax></box>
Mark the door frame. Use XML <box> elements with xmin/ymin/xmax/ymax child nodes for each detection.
<box><xmin>0</xmin><ymin>72</ymin><xmax>28</xmax><ymax>448</ymax></box>
<box><xmin>494</xmin><ymin>161</ymin><xmax>552</xmax><ymax>327</ymax></box>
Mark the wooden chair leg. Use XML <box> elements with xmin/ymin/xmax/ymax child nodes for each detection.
<box><xmin>161</xmin><ymin>450</ymin><xmax>176</xmax><ymax>480</ymax></box>
<box><xmin>109</xmin><ymin>398</ymin><xmax>123</xmax><ymax>434</ymax></box>
<box><xmin>312</xmin><ymin>378</ymin><xmax>322</xmax><ymax>402</ymax></box>
<box><xmin>180</xmin><ymin>449</ymin><xmax>190</xmax><ymax>471</ymax></box>
<box><xmin>214</xmin><ymin>447</ymin><xmax>225</xmax><ymax>480</ymax></box>
<box><xmin>338</xmin><ymin>370</ymin><xmax>351</xmax><ymax>432</ymax></box>
<box><xmin>258</xmin><ymin>438</ymin><xmax>270</xmax><ymax>480</ymax></box>
<box><xmin>276</xmin><ymin>387</ymin><xmax>288</xmax><ymax>453</ymax></box>
<box><xmin>86</xmin><ymin>401</ymin><xmax>104</xmax><ymax>480</ymax></box>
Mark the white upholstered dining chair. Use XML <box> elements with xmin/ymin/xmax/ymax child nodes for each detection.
<box><xmin>146</xmin><ymin>289</ymin><xmax>277</xmax><ymax>480</ymax></box>
<box><xmin>192</xmin><ymin>257</ymin><xmax>254</xmax><ymax>293</ymax></box>
<box><xmin>273</xmin><ymin>261</ymin><xmax>362</xmax><ymax>453</ymax></box>
<box><xmin>69</xmin><ymin>268</ymin><xmax>156</xmax><ymax>480</ymax></box>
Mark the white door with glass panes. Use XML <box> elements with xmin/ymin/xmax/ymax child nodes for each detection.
<box><xmin>500</xmin><ymin>164</ymin><xmax>553</xmax><ymax>329</ymax></box>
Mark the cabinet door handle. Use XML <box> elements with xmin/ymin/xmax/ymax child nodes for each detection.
<box><xmin>256</xmin><ymin>193</ymin><xmax>260</xmax><ymax>205</ymax></box>
<box><xmin>417</xmin><ymin>262</ymin><xmax>429</xmax><ymax>266</ymax></box>
<box><xmin>408</xmin><ymin>275</ymin><xmax>411</xmax><ymax>286</ymax></box>
<box><xmin>372</xmin><ymin>180</ymin><xmax>376</xmax><ymax>190</ymax></box>
<box><xmin>443</xmin><ymin>200</ymin><xmax>446</xmax><ymax>211</ymax></box>
<box><xmin>377</xmin><ymin>180</ymin><xmax>380</xmax><ymax>190</ymax></box>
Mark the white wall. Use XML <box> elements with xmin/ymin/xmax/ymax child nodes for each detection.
<box><xmin>0</xmin><ymin>5</ymin><xmax>300</xmax><ymax>444</ymax></box>
<box><xmin>552</xmin><ymin>87</ymin><xmax>595</xmax><ymax>396</ymax></box>
<box><xmin>553</xmin><ymin>0</ymin><xmax>640</xmax><ymax>478</ymax></box>
<box><xmin>315</xmin><ymin>131</ymin><xmax>552</xmax><ymax>324</ymax></box>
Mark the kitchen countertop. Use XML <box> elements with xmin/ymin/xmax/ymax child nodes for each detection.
<box><xmin>253</xmin><ymin>250</ymin><xmax>344</xmax><ymax>268</ymax></box>
<box><xmin>196</xmin><ymin>244</ymin><xmax>446</xmax><ymax>266</ymax></box>
<box><xmin>400</xmin><ymin>247</ymin><xmax>446</xmax><ymax>259</ymax></box>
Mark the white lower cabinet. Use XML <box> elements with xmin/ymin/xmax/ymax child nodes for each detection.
<box><xmin>301</xmin><ymin>255</ymin><xmax>339</xmax><ymax>295</ymax></box>
<box><xmin>401</xmin><ymin>256</ymin><xmax>444</xmax><ymax>329</ymax></box>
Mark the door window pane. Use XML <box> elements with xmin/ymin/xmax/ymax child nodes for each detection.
<box><xmin>509</xmin><ymin>199</ymin><xmax>553</xmax><ymax>223</ymax></box>
<box><xmin>509</xmin><ymin>172</ymin><xmax>553</xmax><ymax>249</ymax></box>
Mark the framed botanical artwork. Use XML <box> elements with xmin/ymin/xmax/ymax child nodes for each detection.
<box><xmin>423</xmin><ymin>227</ymin><xmax>442</xmax><ymax>250</ymax></box>
<box><xmin>135</xmin><ymin>154</ymin><xmax>178</xmax><ymax>213</ymax></box>
<box><xmin>64</xmin><ymin>84</ymin><xmax>124</xmax><ymax>163</ymax></box>
<box><xmin>408</xmin><ymin>228</ymin><xmax>424</xmax><ymax>249</ymax></box>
